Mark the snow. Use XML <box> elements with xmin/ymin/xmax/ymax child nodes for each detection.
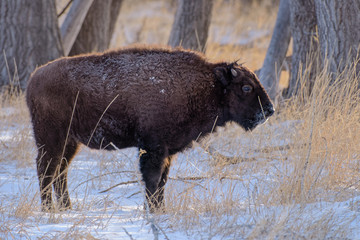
<box><xmin>0</xmin><ymin>114</ymin><xmax>359</xmax><ymax>239</ymax></box>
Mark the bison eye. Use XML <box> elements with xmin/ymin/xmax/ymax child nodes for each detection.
<box><xmin>242</xmin><ymin>85</ymin><xmax>252</xmax><ymax>93</ymax></box>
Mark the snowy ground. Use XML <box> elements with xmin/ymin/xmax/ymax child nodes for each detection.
<box><xmin>0</xmin><ymin>106</ymin><xmax>359</xmax><ymax>239</ymax></box>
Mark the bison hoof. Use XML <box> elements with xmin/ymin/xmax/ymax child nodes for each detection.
<box><xmin>41</xmin><ymin>203</ymin><xmax>55</xmax><ymax>213</ymax></box>
<box><xmin>57</xmin><ymin>199</ymin><xmax>72</xmax><ymax>211</ymax></box>
<box><xmin>144</xmin><ymin>202</ymin><xmax>165</xmax><ymax>214</ymax></box>
<box><xmin>57</xmin><ymin>204</ymin><xmax>72</xmax><ymax>212</ymax></box>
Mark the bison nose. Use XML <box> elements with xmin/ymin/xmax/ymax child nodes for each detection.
<box><xmin>263</xmin><ymin>105</ymin><xmax>275</xmax><ymax>118</ymax></box>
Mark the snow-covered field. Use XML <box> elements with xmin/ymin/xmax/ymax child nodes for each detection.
<box><xmin>0</xmin><ymin>104</ymin><xmax>359</xmax><ymax>239</ymax></box>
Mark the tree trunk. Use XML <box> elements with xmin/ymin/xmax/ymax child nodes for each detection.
<box><xmin>168</xmin><ymin>0</ymin><xmax>214</xmax><ymax>52</ymax></box>
<box><xmin>0</xmin><ymin>0</ymin><xmax>63</xmax><ymax>90</ymax></box>
<box><xmin>60</xmin><ymin>0</ymin><xmax>94</xmax><ymax>56</ymax></box>
<box><xmin>286</xmin><ymin>0</ymin><xmax>318</xmax><ymax>97</ymax></box>
<box><xmin>69</xmin><ymin>0</ymin><xmax>122</xmax><ymax>56</ymax></box>
<box><xmin>258</xmin><ymin>0</ymin><xmax>291</xmax><ymax>100</ymax></box>
<box><xmin>314</xmin><ymin>0</ymin><xmax>360</xmax><ymax>79</ymax></box>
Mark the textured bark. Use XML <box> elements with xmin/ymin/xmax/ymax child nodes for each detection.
<box><xmin>168</xmin><ymin>0</ymin><xmax>214</xmax><ymax>52</ymax></box>
<box><xmin>69</xmin><ymin>0</ymin><xmax>122</xmax><ymax>56</ymax></box>
<box><xmin>60</xmin><ymin>0</ymin><xmax>94</xmax><ymax>56</ymax></box>
<box><xmin>259</xmin><ymin>0</ymin><xmax>291</xmax><ymax>100</ymax></box>
<box><xmin>314</xmin><ymin>0</ymin><xmax>360</xmax><ymax>78</ymax></box>
<box><xmin>0</xmin><ymin>0</ymin><xmax>63</xmax><ymax>90</ymax></box>
<box><xmin>286</xmin><ymin>0</ymin><xmax>318</xmax><ymax>97</ymax></box>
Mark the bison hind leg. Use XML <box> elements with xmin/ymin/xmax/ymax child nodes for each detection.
<box><xmin>36</xmin><ymin>148</ymin><xmax>59</xmax><ymax>212</ymax></box>
<box><xmin>53</xmin><ymin>139</ymin><xmax>79</xmax><ymax>211</ymax></box>
<box><xmin>36</xmin><ymin>138</ymin><xmax>78</xmax><ymax>212</ymax></box>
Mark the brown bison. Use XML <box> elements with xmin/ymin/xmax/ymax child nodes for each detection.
<box><xmin>26</xmin><ymin>46</ymin><xmax>274</xmax><ymax>212</ymax></box>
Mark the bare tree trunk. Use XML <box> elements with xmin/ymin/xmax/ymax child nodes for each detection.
<box><xmin>60</xmin><ymin>0</ymin><xmax>94</xmax><ymax>56</ymax></box>
<box><xmin>286</xmin><ymin>0</ymin><xmax>318</xmax><ymax>97</ymax></box>
<box><xmin>314</xmin><ymin>0</ymin><xmax>360</xmax><ymax>79</ymax></box>
<box><xmin>168</xmin><ymin>0</ymin><xmax>214</xmax><ymax>52</ymax></box>
<box><xmin>69</xmin><ymin>0</ymin><xmax>122</xmax><ymax>55</ymax></box>
<box><xmin>0</xmin><ymin>0</ymin><xmax>63</xmax><ymax>90</ymax></box>
<box><xmin>258</xmin><ymin>0</ymin><xmax>291</xmax><ymax>100</ymax></box>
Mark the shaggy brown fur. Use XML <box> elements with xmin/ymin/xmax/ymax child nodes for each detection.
<box><xmin>26</xmin><ymin>46</ymin><xmax>274</xmax><ymax>212</ymax></box>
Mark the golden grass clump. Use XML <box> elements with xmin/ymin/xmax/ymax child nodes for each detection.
<box><xmin>272</xmin><ymin>60</ymin><xmax>360</xmax><ymax>204</ymax></box>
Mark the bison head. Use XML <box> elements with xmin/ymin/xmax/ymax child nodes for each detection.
<box><xmin>214</xmin><ymin>63</ymin><xmax>274</xmax><ymax>131</ymax></box>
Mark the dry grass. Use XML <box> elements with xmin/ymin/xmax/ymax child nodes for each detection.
<box><xmin>1</xmin><ymin>0</ymin><xmax>359</xmax><ymax>239</ymax></box>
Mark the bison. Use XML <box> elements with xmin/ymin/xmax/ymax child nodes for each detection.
<box><xmin>26</xmin><ymin>46</ymin><xmax>274</xmax><ymax>212</ymax></box>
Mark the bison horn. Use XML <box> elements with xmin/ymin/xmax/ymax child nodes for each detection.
<box><xmin>231</xmin><ymin>68</ymin><xmax>238</xmax><ymax>77</ymax></box>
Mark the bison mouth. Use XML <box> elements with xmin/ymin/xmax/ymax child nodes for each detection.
<box><xmin>240</xmin><ymin>119</ymin><xmax>262</xmax><ymax>131</ymax></box>
<box><xmin>240</xmin><ymin>106</ymin><xmax>275</xmax><ymax>131</ymax></box>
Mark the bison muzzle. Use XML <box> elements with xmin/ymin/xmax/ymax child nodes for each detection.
<box><xmin>26</xmin><ymin>46</ymin><xmax>274</xmax><ymax>212</ymax></box>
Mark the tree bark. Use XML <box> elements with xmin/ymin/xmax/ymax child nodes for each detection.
<box><xmin>60</xmin><ymin>0</ymin><xmax>94</xmax><ymax>56</ymax></box>
<box><xmin>314</xmin><ymin>0</ymin><xmax>360</xmax><ymax>79</ymax></box>
<box><xmin>0</xmin><ymin>0</ymin><xmax>63</xmax><ymax>90</ymax></box>
<box><xmin>69</xmin><ymin>0</ymin><xmax>122</xmax><ymax>56</ymax></box>
<box><xmin>286</xmin><ymin>0</ymin><xmax>318</xmax><ymax>97</ymax></box>
<box><xmin>168</xmin><ymin>0</ymin><xmax>214</xmax><ymax>52</ymax></box>
<box><xmin>258</xmin><ymin>0</ymin><xmax>291</xmax><ymax>100</ymax></box>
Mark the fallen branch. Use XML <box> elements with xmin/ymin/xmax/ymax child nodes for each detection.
<box><xmin>100</xmin><ymin>175</ymin><xmax>247</xmax><ymax>194</ymax></box>
<box><xmin>74</xmin><ymin>170</ymin><xmax>135</xmax><ymax>190</ymax></box>
<box><xmin>169</xmin><ymin>176</ymin><xmax>207</xmax><ymax>190</ymax></box>
<box><xmin>122</xmin><ymin>227</ymin><xmax>135</xmax><ymax>240</ymax></box>
<box><xmin>150</xmin><ymin>218</ymin><xmax>170</xmax><ymax>240</ymax></box>
<box><xmin>205</xmin><ymin>143</ymin><xmax>308</xmax><ymax>165</ymax></box>
<box><xmin>126</xmin><ymin>191</ymin><xmax>141</xmax><ymax>199</ymax></box>
<box><xmin>99</xmin><ymin>180</ymin><xmax>138</xmax><ymax>194</ymax></box>
<box><xmin>99</xmin><ymin>177</ymin><xmax>206</xmax><ymax>194</ymax></box>
<box><xmin>170</xmin><ymin>176</ymin><xmax>205</xmax><ymax>181</ymax></box>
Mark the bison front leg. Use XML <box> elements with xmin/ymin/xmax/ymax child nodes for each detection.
<box><xmin>139</xmin><ymin>144</ymin><xmax>169</xmax><ymax>212</ymax></box>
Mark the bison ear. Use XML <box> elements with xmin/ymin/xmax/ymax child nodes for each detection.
<box><xmin>214</xmin><ymin>66</ymin><xmax>230</xmax><ymax>87</ymax></box>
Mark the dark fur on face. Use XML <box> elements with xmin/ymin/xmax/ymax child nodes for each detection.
<box><xmin>26</xmin><ymin>46</ymin><xmax>274</xmax><ymax>212</ymax></box>
<box><xmin>214</xmin><ymin>62</ymin><xmax>274</xmax><ymax>130</ymax></box>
